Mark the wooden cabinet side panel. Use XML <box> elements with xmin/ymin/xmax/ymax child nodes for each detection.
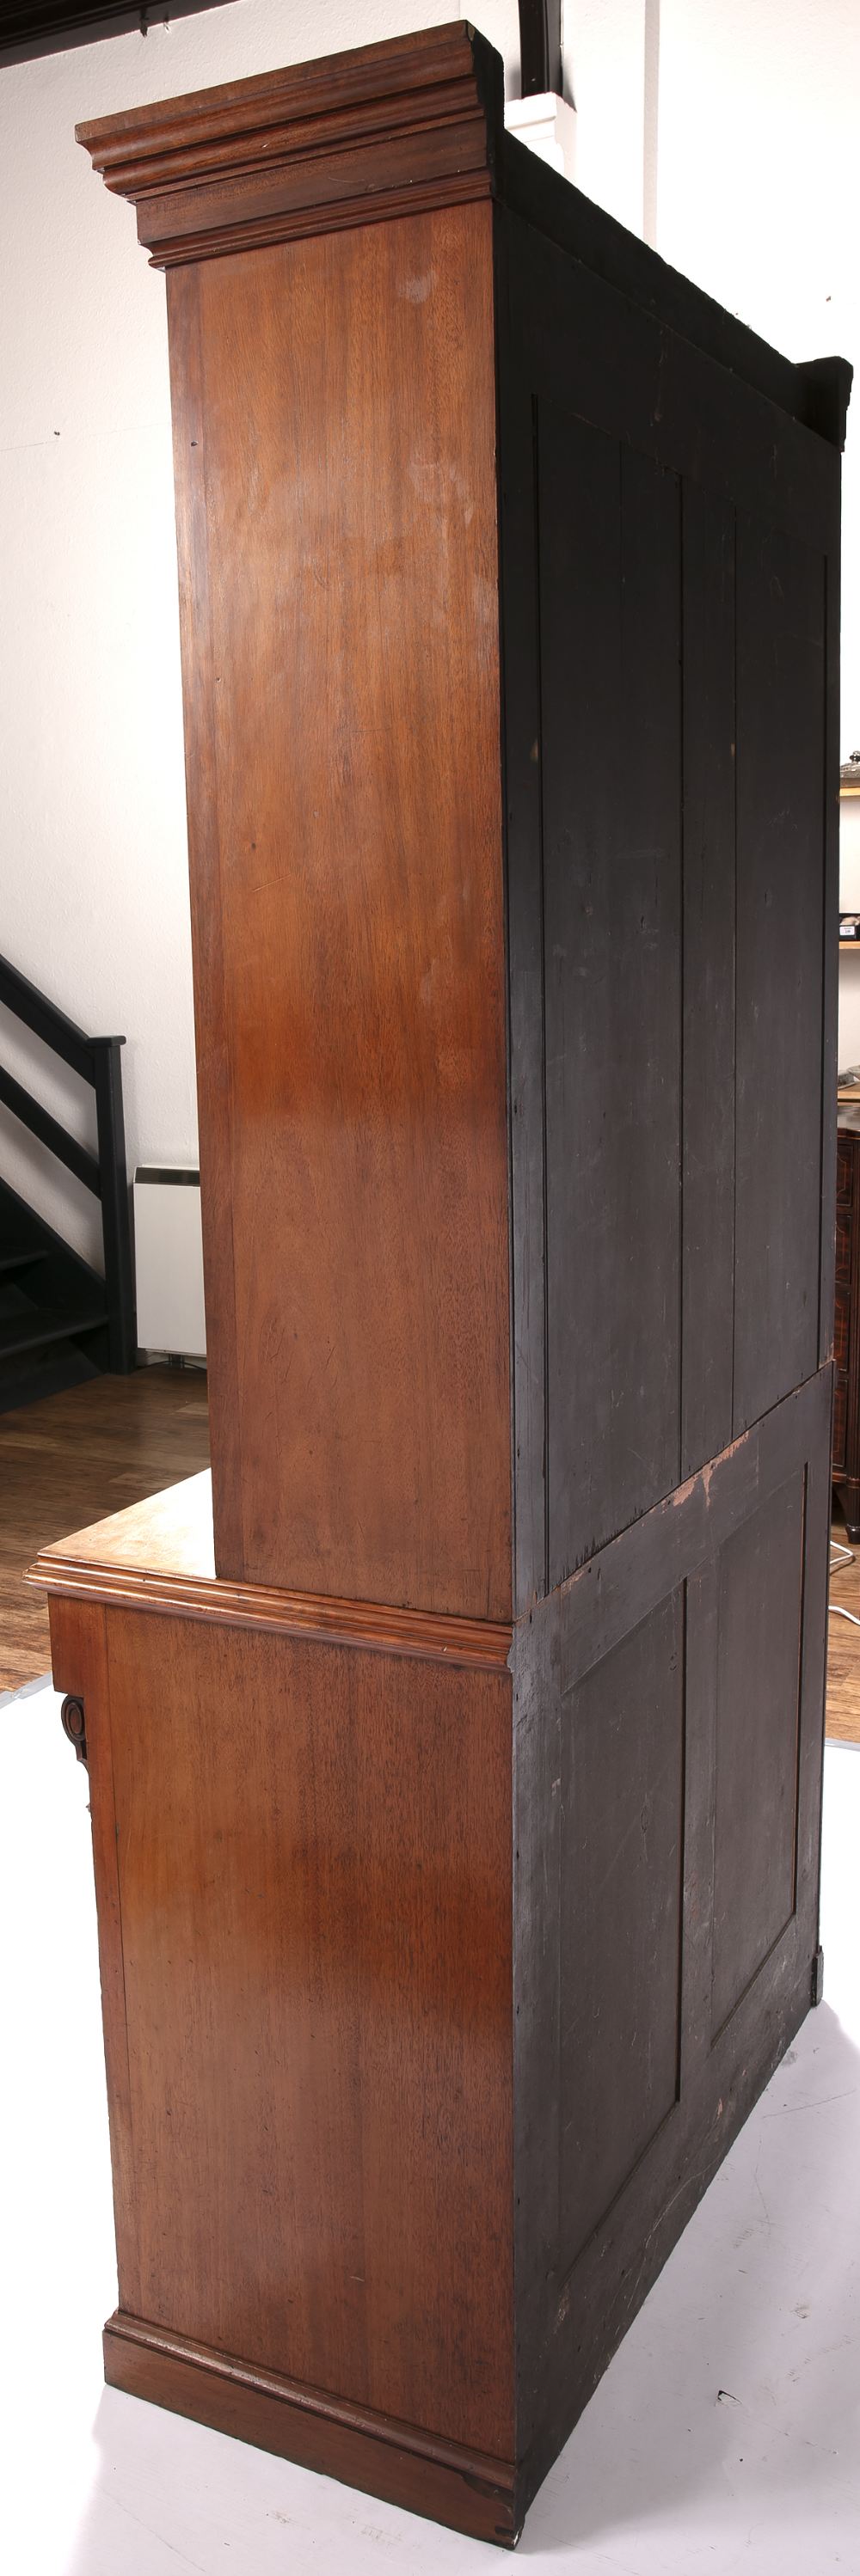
<box><xmin>167</xmin><ymin>272</ymin><xmax>242</xmax><ymax>1503</ymax></box>
<box><xmin>47</xmin><ymin>1594</ymin><xmax>141</xmax><ymax>2316</ymax></box>
<box><xmin>100</xmin><ymin>1609</ymin><xmax>515</xmax><ymax>2461</ymax></box>
<box><xmin>167</xmin><ymin>205</ymin><xmax>511</xmax><ymax>1620</ymax></box>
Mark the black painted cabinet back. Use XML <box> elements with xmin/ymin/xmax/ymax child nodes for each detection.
<box><xmin>498</xmin><ymin>194</ymin><xmax>841</xmax><ymax>2501</ymax></box>
<box><xmin>501</xmin><ymin>205</ymin><xmax>838</xmax><ymax>1607</ymax></box>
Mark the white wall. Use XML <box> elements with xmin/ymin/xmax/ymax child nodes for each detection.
<box><xmin>0</xmin><ymin>0</ymin><xmax>857</xmax><ymax>1262</ymax></box>
<box><xmin>569</xmin><ymin>1</ymin><xmax>659</xmax><ymax>241</ymax></box>
<box><xmin>0</xmin><ymin>0</ymin><xmax>519</xmax><ymax>1264</ymax></box>
<box><xmin>656</xmin><ymin>0</ymin><xmax>860</xmax><ymax>739</ymax></box>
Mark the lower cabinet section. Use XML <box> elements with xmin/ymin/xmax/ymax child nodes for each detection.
<box><xmin>44</xmin><ymin>1368</ymin><xmax>831</xmax><ymax>2544</ymax></box>
<box><xmin>559</xmin><ymin>1586</ymin><xmax>685</xmax><ymax>2273</ymax></box>
<box><xmin>711</xmin><ymin>1472</ymin><xmax>806</xmax><ymax>2034</ymax></box>
<box><xmin>513</xmin><ymin>1365</ymin><xmax>830</xmax><ymax>2504</ymax></box>
<box><xmin>48</xmin><ymin>1588</ymin><xmax>516</xmax><ymax>2475</ymax></box>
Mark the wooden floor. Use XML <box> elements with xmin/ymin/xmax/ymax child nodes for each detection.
<box><xmin>0</xmin><ymin>1367</ymin><xmax>209</xmax><ymax>1692</ymax></box>
<box><xmin>825</xmin><ymin>1514</ymin><xmax>860</xmax><ymax>1747</ymax></box>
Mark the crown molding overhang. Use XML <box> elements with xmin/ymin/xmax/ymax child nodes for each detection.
<box><xmin>75</xmin><ymin>20</ymin><xmax>503</xmax><ymax>267</ymax></box>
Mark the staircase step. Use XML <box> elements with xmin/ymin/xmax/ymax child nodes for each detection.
<box><xmin>0</xmin><ymin>1341</ymin><xmax>102</xmax><ymax>1418</ymax></box>
<box><xmin>0</xmin><ymin>1247</ymin><xmax>49</xmax><ymax>1278</ymax></box>
<box><xmin>0</xmin><ymin>1301</ymin><xmax>107</xmax><ymax>1363</ymax></box>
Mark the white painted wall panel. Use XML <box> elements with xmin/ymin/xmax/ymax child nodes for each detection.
<box><xmin>133</xmin><ymin>1167</ymin><xmax>206</xmax><ymax>1360</ymax></box>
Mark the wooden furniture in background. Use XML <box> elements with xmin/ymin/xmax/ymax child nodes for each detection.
<box><xmin>33</xmin><ymin>22</ymin><xmax>850</xmax><ymax>2548</ymax></box>
<box><xmin>834</xmin><ymin>1120</ymin><xmax>860</xmax><ymax>1538</ymax></box>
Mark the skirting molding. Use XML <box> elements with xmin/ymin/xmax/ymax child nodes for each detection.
<box><xmin>103</xmin><ymin>2312</ymin><xmax>520</xmax><ymax>2547</ymax></box>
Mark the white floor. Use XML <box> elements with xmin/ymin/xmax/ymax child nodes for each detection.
<box><xmin>3</xmin><ymin>1682</ymin><xmax>859</xmax><ymax>2575</ymax></box>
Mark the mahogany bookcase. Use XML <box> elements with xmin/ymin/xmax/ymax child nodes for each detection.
<box><xmin>32</xmin><ymin>21</ymin><xmax>850</xmax><ymax>2548</ymax></box>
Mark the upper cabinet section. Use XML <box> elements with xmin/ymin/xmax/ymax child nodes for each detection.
<box><xmin>77</xmin><ymin>23</ymin><xmax>849</xmax><ymax>1621</ymax></box>
<box><xmin>164</xmin><ymin>205</ymin><xmax>512</xmax><ymax>1618</ymax></box>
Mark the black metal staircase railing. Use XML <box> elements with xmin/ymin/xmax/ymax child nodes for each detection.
<box><xmin>0</xmin><ymin>951</ymin><xmax>135</xmax><ymax>1374</ymax></box>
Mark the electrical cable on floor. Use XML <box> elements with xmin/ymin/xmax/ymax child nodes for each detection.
<box><xmin>829</xmin><ymin>1536</ymin><xmax>859</xmax><ymax>1623</ymax></box>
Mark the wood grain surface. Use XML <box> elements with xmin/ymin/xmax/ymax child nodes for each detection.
<box><xmin>102</xmin><ymin>2316</ymin><xmax>519</xmax><ymax>2545</ymax></box>
<box><xmin>49</xmin><ymin>1593</ymin><xmax>514</xmax><ymax>2463</ymax></box>
<box><xmin>77</xmin><ymin>22</ymin><xmax>502</xmax><ymax>269</ymax></box>
<box><xmin>168</xmin><ymin>203</ymin><xmax>511</xmax><ymax>1617</ymax></box>
<box><xmin>28</xmin><ymin>1470</ymin><xmax>513</xmax><ymax>1671</ymax></box>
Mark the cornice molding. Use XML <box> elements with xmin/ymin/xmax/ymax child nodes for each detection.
<box><xmin>74</xmin><ymin>19</ymin><xmax>851</xmax><ymax>453</ymax></box>
<box><xmin>76</xmin><ymin>21</ymin><xmax>503</xmax><ymax>270</ymax></box>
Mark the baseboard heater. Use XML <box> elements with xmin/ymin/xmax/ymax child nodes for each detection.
<box><xmin>133</xmin><ymin>1166</ymin><xmax>206</xmax><ymax>1361</ymax></box>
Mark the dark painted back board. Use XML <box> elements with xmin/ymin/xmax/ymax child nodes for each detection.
<box><xmin>498</xmin><ymin>203</ymin><xmax>840</xmax><ymax>1611</ymax></box>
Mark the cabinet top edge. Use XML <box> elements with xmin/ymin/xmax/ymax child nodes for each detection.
<box><xmin>74</xmin><ymin>16</ymin><xmax>851</xmax><ymax>450</ymax></box>
<box><xmin>499</xmin><ymin>142</ymin><xmax>852</xmax><ymax>452</ymax></box>
<box><xmin>27</xmin><ymin>1470</ymin><xmax>514</xmax><ymax>1673</ymax></box>
<box><xmin>75</xmin><ymin>19</ymin><xmax>500</xmax><ymax>177</ymax></box>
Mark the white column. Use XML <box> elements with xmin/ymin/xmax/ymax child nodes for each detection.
<box><xmin>562</xmin><ymin>0</ymin><xmax>660</xmax><ymax>242</ymax></box>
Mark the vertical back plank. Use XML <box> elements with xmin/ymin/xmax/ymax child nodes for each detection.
<box><xmin>539</xmin><ymin>409</ymin><xmax>682</xmax><ymax>1584</ymax></box>
<box><xmin>680</xmin><ymin>485</ymin><xmax>737</xmax><ymax>1475</ymax></box>
<box><xmin>734</xmin><ymin>514</ymin><xmax>826</xmax><ymax>1429</ymax></box>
